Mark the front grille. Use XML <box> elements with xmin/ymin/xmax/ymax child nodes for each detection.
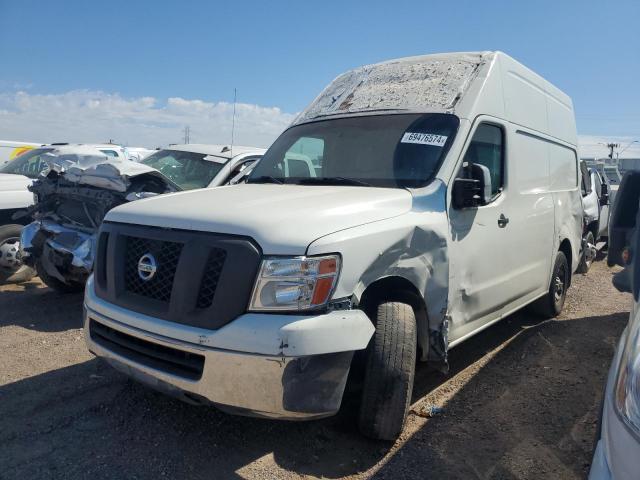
<box><xmin>196</xmin><ymin>249</ymin><xmax>227</xmax><ymax>309</ymax></box>
<box><xmin>124</xmin><ymin>236</ymin><xmax>182</xmax><ymax>302</ymax></box>
<box><xmin>90</xmin><ymin>320</ymin><xmax>204</xmax><ymax>380</ymax></box>
<box><xmin>95</xmin><ymin>223</ymin><xmax>261</xmax><ymax>329</ymax></box>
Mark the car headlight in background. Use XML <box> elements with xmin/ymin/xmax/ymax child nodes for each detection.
<box><xmin>249</xmin><ymin>255</ymin><xmax>340</xmax><ymax>311</ymax></box>
<box><xmin>615</xmin><ymin>320</ymin><xmax>640</xmax><ymax>439</ymax></box>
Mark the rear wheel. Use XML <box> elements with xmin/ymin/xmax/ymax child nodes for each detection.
<box><xmin>529</xmin><ymin>251</ymin><xmax>569</xmax><ymax>318</ymax></box>
<box><xmin>0</xmin><ymin>224</ymin><xmax>36</xmax><ymax>284</ymax></box>
<box><xmin>358</xmin><ymin>302</ymin><xmax>417</xmax><ymax>441</ymax></box>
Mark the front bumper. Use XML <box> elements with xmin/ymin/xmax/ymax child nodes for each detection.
<box><xmin>84</xmin><ymin>276</ymin><xmax>374</xmax><ymax>419</ymax></box>
<box><xmin>21</xmin><ymin>219</ymin><xmax>95</xmax><ymax>283</ymax></box>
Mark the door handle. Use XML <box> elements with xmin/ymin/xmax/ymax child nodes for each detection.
<box><xmin>498</xmin><ymin>214</ymin><xmax>509</xmax><ymax>228</ymax></box>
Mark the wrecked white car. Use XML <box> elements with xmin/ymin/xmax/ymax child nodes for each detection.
<box><xmin>19</xmin><ymin>148</ymin><xmax>179</xmax><ymax>292</ymax></box>
<box><xmin>19</xmin><ymin>144</ymin><xmax>265</xmax><ymax>291</ymax></box>
<box><xmin>0</xmin><ymin>144</ymin><xmax>133</xmax><ymax>284</ymax></box>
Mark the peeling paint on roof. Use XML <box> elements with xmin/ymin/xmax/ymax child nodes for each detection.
<box><xmin>293</xmin><ymin>52</ymin><xmax>487</xmax><ymax>126</ymax></box>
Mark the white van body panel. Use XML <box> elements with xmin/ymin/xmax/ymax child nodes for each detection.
<box><xmin>106</xmin><ymin>183</ymin><xmax>413</xmax><ymax>255</ymax></box>
<box><xmin>102</xmin><ymin>51</ymin><xmax>581</xmax><ymax>357</ymax></box>
<box><xmin>85</xmin><ymin>52</ymin><xmax>583</xmax><ymax>419</ymax></box>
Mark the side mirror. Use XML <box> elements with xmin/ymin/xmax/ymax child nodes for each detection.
<box><xmin>452</xmin><ymin>163</ymin><xmax>492</xmax><ymax>209</ymax></box>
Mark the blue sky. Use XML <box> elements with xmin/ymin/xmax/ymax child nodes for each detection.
<box><xmin>0</xmin><ymin>0</ymin><xmax>638</xmax><ymax>154</ymax></box>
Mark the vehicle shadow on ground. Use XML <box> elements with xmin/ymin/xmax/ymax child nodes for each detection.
<box><xmin>0</xmin><ymin>280</ymin><xmax>83</xmax><ymax>332</ymax></box>
<box><xmin>372</xmin><ymin>311</ymin><xmax>627</xmax><ymax>479</ymax></box>
<box><xmin>0</xmin><ymin>310</ymin><xmax>627</xmax><ymax>479</ymax></box>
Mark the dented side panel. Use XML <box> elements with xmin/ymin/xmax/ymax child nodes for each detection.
<box><xmin>307</xmin><ymin>180</ymin><xmax>451</xmax><ymax>363</ymax></box>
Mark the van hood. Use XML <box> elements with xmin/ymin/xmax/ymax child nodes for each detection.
<box><xmin>0</xmin><ymin>173</ymin><xmax>32</xmax><ymax>191</ymax></box>
<box><xmin>105</xmin><ymin>184</ymin><xmax>413</xmax><ymax>254</ymax></box>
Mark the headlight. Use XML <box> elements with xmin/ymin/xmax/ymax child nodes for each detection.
<box><xmin>615</xmin><ymin>319</ymin><xmax>640</xmax><ymax>439</ymax></box>
<box><xmin>249</xmin><ymin>255</ymin><xmax>340</xmax><ymax>311</ymax></box>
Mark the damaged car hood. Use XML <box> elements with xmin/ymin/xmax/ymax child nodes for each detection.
<box><xmin>105</xmin><ymin>184</ymin><xmax>413</xmax><ymax>254</ymax></box>
<box><xmin>47</xmin><ymin>156</ymin><xmax>176</xmax><ymax>193</ymax></box>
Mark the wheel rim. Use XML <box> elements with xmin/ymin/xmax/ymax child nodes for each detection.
<box><xmin>553</xmin><ymin>263</ymin><xmax>567</xmax><ymax>304</ymax></box>
<box><xmin>0</xmin><ymin>236</ymin><xmax>22</xmax><ymax>271</ymax></box>
<box><xmin>585</xmin><ymin>233</ymin><xmax>596</xmax><ymax>267</ymax></box>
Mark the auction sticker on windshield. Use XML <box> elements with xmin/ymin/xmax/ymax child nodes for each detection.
<box><xmin>400</xmin><ymin>132</ymin><xmax>448</xmax><ymax>147</ymax></box>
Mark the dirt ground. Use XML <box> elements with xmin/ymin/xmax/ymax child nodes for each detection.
<box><xmin>0</xmin><ymin>260</ymin><xmax>631</xmax><ymax>479</ymax></box>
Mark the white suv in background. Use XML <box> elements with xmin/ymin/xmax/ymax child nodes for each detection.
<box><xmin>139</xmin><ymin>144</ymin><xmax>266</xmax><ymax>189</ymax></box>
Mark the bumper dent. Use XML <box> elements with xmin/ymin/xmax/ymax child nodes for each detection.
<box><xmin>84</xmin><ymin>305</ymin><xmax>360</xmax><ymax>420</ymax></box>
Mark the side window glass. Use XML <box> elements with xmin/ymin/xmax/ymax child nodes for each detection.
<box><xmin>228</xmin><ymin>159</ymin><xmax>257</xmax><ymax>179</ymax></box>
<box><xmin>463</xmin><ymin>124</ymin><xmax>504</xmax><ymax>196</ymax></box>
<box><xmin>100</xmin><ymin>150</ymin><xmax>119</xmax><ymax>157</ymax></box>
<box><xmin>280</xmin><ymin>137</ymin><xmax>324</xmax><ymax>178</ymax></box>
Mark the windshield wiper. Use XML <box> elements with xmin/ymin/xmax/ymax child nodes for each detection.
<box><xmin>295</xmin><ymin>177</ymin><xmax>372</xmax><ymax>187</ymax></box>
<box><xmin>248</xmin><ymin>175</ymin><xmax>284</xmax><ymax>185</ymax></box>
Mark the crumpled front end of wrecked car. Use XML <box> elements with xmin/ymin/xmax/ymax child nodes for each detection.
<box><xmin>19</xmin><ymin>156</ymin><xmax>176</xmax><ymax>285</ymax></box>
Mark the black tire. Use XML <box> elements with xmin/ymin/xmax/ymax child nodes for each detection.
<box><xmin>358</xmin><ymin>302</ymin><xmax>417</xmax><ymax>441</ymax></box>
<box><xmin>529</xmin><ymin>251</ymin><xmax>569</xmax><ymax>318</ymax></box>
<box><xmin>0</xmin><ymin>224</ymin><xmax>36</xmax><ymax>284</ymax></box>
<box><xmin>35</xmin><ymin>259</ymin><xmax>84</xmax><ymax>294</ymax></box>
<box><xmin>577</xmin><ymin>231</ymin><xmax>595</xmax><ymax>274</ymax></box>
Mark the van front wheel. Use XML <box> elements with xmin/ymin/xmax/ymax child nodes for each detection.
<box><xmin>358</xmin><ymin>301</ymin><xmax>417</xmax><ymax>441</ymax></box>
<box><xmin>529</xmin><ymin>251</ymin><xmax>569</xmax><ymax>318</ymax></box>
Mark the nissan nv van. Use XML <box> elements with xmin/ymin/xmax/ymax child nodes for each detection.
<box><xmin>84</xmin><ymin>51</ymin><xmax>583</xmax><ymax>440</ymax></box>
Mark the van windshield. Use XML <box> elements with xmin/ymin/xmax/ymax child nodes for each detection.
<box><xmin>248</xmin><ymin>113</ymin><xmax>459</xmax><ymax>188</ymax></box>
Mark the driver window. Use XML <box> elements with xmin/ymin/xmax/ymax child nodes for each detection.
<box><xmin>463</xmin><ymin>124</ymin><xmax>504</xmax><ymax>196</ymax></box>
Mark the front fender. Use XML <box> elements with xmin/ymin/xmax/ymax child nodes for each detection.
<box><xmin>307</xmin><ymin>209</ymin><xmax>450</xmax><ymax>364</ymax></box>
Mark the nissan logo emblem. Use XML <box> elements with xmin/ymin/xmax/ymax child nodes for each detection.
<box><xmin>137</xmin><ymin>253</ymin><xmax>158</xmax><ymax>281</ymax></box>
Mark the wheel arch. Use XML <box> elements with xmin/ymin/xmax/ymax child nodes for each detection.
<box><xmin>559</xmin><ymin>237</ymin><xmax>573</xmax><ymax>286</ymax></box>
<box><xmin>357</xmin><ymin>275</ymin><xmax>430</xmax><ymax>361</ymax></box>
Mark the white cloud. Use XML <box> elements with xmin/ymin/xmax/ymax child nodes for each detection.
<box><xmin>1</xmin><ymin>89</ymin><xmax>637</xmax><ymax>160</ymax></box>
<box><xmin>578</xmin><ymin>135</ymin><xmax>640</xmax><ymax>159</ymax></box>
<box><xmin>0</xmin><ymin>90</ymin><xmax>295</xmax><ymax>149</ymax></box>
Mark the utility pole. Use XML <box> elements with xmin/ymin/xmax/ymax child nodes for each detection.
<box><xmin>183</xmin><ymin>126</ymin><xmax>190</xmax><ymax>144</ymax></box>
<box><xmin>606</xmin><ymin>143</ymin><xmax>619</xmax><ymax>160</ymax></box>
<box><xmin>230</xmin><ymin>88</ymin><xmax>237</xmax><ymax>157</ymax></box>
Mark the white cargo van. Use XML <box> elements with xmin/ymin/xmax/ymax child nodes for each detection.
<box><xmin>84</xmin><ymin>52</ymin><xmax>582</xmax><ymax>440</ymax></box>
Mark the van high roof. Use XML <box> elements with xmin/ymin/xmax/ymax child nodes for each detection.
<box><xmin>293</xmin><ymin>51</ymin><xmax>576</xmax><ymax>146</ymax></box>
